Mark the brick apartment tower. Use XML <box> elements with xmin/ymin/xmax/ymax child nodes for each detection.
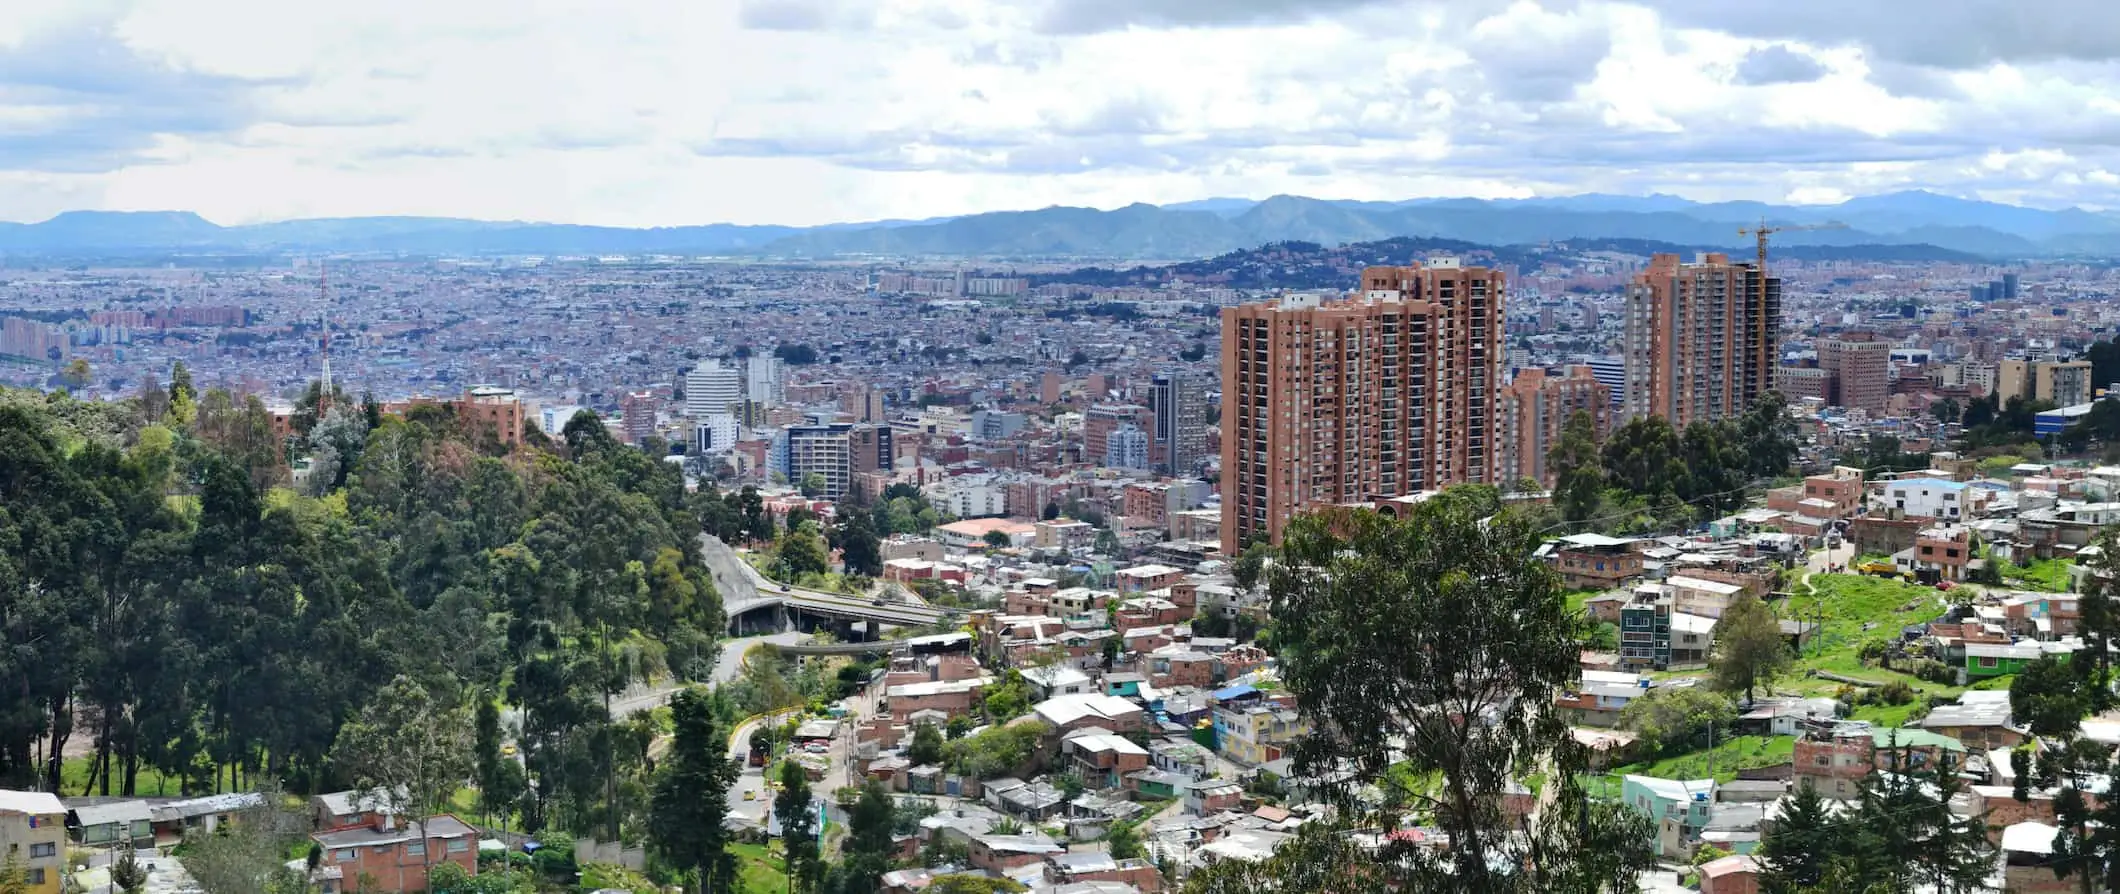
<box><xmin>1818</xmin><ymin>331</ymin><xmax>1890</xmax><ymax>415</ymax></box>
<box><xmin>1220</xmin><ymin>259</ymin><xmax>1502</xmax><ymax>553</ymax></box>
<box><xmin>1499</xmin><ymin>365</ymin><xmax>1612</xmax><ymax>488</ymax></box>
<box><xmin>1622</xmin><ymin>252</ymin><xmax>1783</xmax><ymax>427</ymax></box>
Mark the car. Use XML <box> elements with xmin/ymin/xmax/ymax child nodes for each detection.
<box><xmin>743</xmin><ymin>790</ymin><xmax>757</xmax><ymax>801</ymax></box>
<box><xmin>501</xmin><ymin>744</ymin><xmax>518</xmax><ymax>757</ymax></box>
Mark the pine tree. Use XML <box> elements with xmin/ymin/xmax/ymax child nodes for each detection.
<box><xmin>650</xmin><ymin>688</ymin><xmax>739</xmax><ymax>893</ymax></box>
<box><xmin>775</xmin><ymin>760</ymin><xmax>820</xmax><ymax>894</ymax></box>
<box><xmin>1759</xmin><ymin>782</ymin><xmax>1840</xmax><ymax>893</ymax></box>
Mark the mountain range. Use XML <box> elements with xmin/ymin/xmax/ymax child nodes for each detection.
<box><xmin>4</xmin><ymin>191</ymin><xmax>2118</xmax><ymax>260</ymax></box>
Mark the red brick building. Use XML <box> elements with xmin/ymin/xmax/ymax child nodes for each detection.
<box><xmin>311</xmin><ymin>815</ymin><xmax>479</xmax><ymax>894</ymax></box>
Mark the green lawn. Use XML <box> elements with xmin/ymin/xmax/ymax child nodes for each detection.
<box><xmin>731</xmin><ymin>842</ymin><xmax>791</xmax><ymax>892</ymax></box>
<box><xmin>59</xmin><ymin>756</ymin><xmax>181</xmax><ymax>797</ymax></box>
<box><xmin>1612</xmin><ymin>735</ymin><xmax>1795</xmax><ymax>785</ymax></box>
<box><xmin>2003</xmin><ymin>557</ymin><xmax>2075</xmax><ymax>593</ymax></box>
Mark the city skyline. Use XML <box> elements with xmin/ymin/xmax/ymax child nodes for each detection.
<box><xmin>5</xmin><ymin>1</ymin><xmax>2118</xmax><ymax>228</ymax></box>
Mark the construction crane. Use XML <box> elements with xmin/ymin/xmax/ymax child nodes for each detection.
<box><xmin>1737</xmin><ymin>218</ymin><xmax>1849</xmax><ymax>273</ymax></box>
<box><xmin>1737</xmin><ymin>218</ymin><xmax>1848</xmax><ymax>395</ymax></box>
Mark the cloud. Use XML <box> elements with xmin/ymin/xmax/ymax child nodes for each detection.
<box><xmin>1732</xmin><ymin>44</ymin><xmax>1828</xmax><ymax>85</ymax></box>
<box><xmin>0</xmin><ymin>25</ymin><xmax>278</xmax><ymax>172</ymax></box>
<box><xmin>1031</xmin><ymin>0</ymin><xmax>1401</xmax><ymax>34</ymax></box>
<box><xmin>1635</xmin><ymin>0</ymin><xmax>2120</xmax><ymax>69</ymax></box>
<box><xmin>736</xmin><ymin>0</ymin><xmax>875</xmax><ymax>31</ymax></box>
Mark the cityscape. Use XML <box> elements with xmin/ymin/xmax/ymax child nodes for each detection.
<box><xmin>9</xmin><ymin>2</ymin><xmax>2120</xmax><ymax>894</ymax></box>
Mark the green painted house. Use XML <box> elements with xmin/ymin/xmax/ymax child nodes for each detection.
<box><xmin>1965</xmin><ymin>641</ymin><xmax>2071</xmax><ymax>679</ymax></box>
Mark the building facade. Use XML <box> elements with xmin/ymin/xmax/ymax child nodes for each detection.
<box><xmin>1623</xmin><ymin>253</ymin><xmax>1782</xmax><ymax>427</ymax></box>
<box><xmin>1219</xmin><ymin>259</ymin><xmax>1502</xmax><ymax>552</ymax></box>
<box><xmin>0</xmin><ymin>791</ymin><xmax>66</xmax><ymax>894</ymax></box>
<box><xmin>1499</xmin><ymin>365</ymin><xmax>1611</xmax><ymax>487</ymax></box>
<box><xmin>1819</xmin><ymin>332</ymin><xmax>1890</xmax><ymax>415</ymax></box>
<box><xmin>685</xmin><ymin>361</ymin><xmax>742</xmax><ymax>418</ymax></box>
<box><xmin>1083</xmin><ymin>404</ymin><xmax>1152</xmax><ymax>467</ymax></box>
<box><xmin>1149</xmin><ymin>369</ymin><xmax>1209</xmax><ymax>477</ymax></box>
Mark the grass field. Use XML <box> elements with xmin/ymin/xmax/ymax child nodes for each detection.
<box><xmin>731</xmin><ymin>842</ymin><xmax>791</xmax><ymax>892</ymax></box>
<box><xmin>1583</xmin><ymin>735</ymin><xmax>1797</xmax><ymax>799</ymax></box>
<box><xmin>2003</xmin><ymin>557</ymin><xmax>2075</xmax><ymax>593</ymax></box>
<box><xmin>59</xmin><ymin>756</ymin><xmax>181</xmax><ymax>797</ymax></box>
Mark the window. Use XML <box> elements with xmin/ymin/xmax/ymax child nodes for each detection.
<box><xmin>448</xmin><ymin>840</ymin><xmax>470</xmax><ymax>853</ymax></box>
<box><xmin>337</xmin><ymin>850</ymin><xmax>356</xmax><ymax>862</ymax></box>
<box><xmin>406</xmin><ymin>843</ymin><xmax>426</xmax><ymax>857</ymax></box>
<box><xmin>27</xmin><ymin>843</ymin><xmax>54</xmax><ymax>858</ymax></box>
<box><xmin>26</xmin><ymin>870</ymin><xmax>44</xmax><ymax>885</ymax></box>
<box><xmin>1979</xmin><ymin>656</ymin><xmax>1998</xmax><ymax>668</ymax></box>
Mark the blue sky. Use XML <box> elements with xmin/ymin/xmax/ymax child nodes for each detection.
<box><xmin>4</xmin><ymin>0</ymin><xmax>2118</xmax><ymax>227</ymax></box>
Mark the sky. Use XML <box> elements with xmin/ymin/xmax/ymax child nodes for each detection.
<box><xmin>4</xmin><ymin>0</ymin><xmax>2120</xmax><ymax>227</ymax></box>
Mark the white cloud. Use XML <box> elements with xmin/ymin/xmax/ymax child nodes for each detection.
<box><xmin>1</xmin><ymin>0</ymin><xmax>2119</xmax><ymax>226</ymax></box>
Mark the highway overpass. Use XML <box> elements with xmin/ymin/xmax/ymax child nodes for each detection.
<box><xmin>698</xmin><ymin>534</ymin><xmax>953</xmax><ymax>633</ymax></box>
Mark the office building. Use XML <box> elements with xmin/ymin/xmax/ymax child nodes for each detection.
<box><xmin>972</xmin><ymin>409</ymin><xmax>1027</xmax><ymax>441</ymax></box>
<box><xmin>784</xmin><ymin>423</ymin><xmax>854</xmax><ymax>499</ymax></box>
<box><xmin>2003</xmin><ymin>272</ymin><xmax>2020</xmax><ymax>301</ymax></box>
<box><xmin>685</xmin><ymin>361</ymin><xmax>742</xmax><ymax>418</ymax></box>
<box><xmin>1499</xmin><ymin>366</ymin><xmax>1611</xmax><ymax>488</ymax></box>
<box><xmin>746</xmin><ymin>355</ymin><xmax>784</xmax><ymax>406</ymax></box>
<box><xmin>1084</xmin><ymin>404</ymin><xmax>1152</xmax><ymax>466</ymax></box>
<box><xmin>1105</xmin><ymin>424</ymin><xmax>1150</xmax><ymax>471</ymax></box>
<box><xmin>1149</xmin><ymin>369</ymin><xmax>1209</xmax><ymax>476</ymax></box>
<box><xmin>1623</xmin><ymin>253</ymin><xmax>1782</xmax><ymax>427</ymax></box>
<box><xmin>1583</xmin><ymin>356</ymin><xmax>1627</xmax><ymax>410</ymax></box>
<box><xmin>1220</xmin><ymin>259</ymin><xmax>1502</xmax><ymax>552</ymax></box>
<box><xmin>1819</xmin><ymin>332</ymin><xmax>1890</xmax><ymax>415</ymax></box>
<box><xmin>694</xmin><ymin>414</ymin><xmax>740</xmax><ymax>455</ymax></box>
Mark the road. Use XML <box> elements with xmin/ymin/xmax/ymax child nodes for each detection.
<box><xmin>605</xmin><ymin>631</ymin><xmax>809</xmax><ymax>718</ymax></box>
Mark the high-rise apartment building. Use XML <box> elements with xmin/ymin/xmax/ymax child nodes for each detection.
<box><xmin>1220</xmin><ymin>259</ymin><xmax>1502</xmax><ymax>552</ymax></box>
<box><xmin>685</xmin><ymin>361</ymin><xmax>742</xmax><ymax>418</ymax></box>
<box><xmin>1819</xmin><ymin>332</ymin><xmax>1890</xmax><ymax>415</ymax></box>
<box><xmin>619</xmin><ymin>390</ymin><xmax>656</xmax><ymax>445</ymax></box>
<box><xmin>1498</xmin><ymin>366</ymin><xmax>1611</xmax><ymax>488</ymax></box>
<box><xmin>1083</xmin><ymin>404</ymin><xmax>1152</xmax><ymax>466</ymax></box>
<box><xmin>1623</xmin><ymin>252</ymin><xmax>1782</xmax><ymax>427</ymax></box>
<box><xmin>1999</xmin><ymin>359</ymin><xmax>2094</xmax><ymax>408</ymax></box>
<box><xmin>1149</xmin><ymin>369</ymin><xmax>1209</xmax><ymax>477</ymax></box>
<box><xmin>1105</xmin><ymin>424</ymin><xmax>1150</xmax><ymax>470</ymax></box>
<box><xmin>746</xmin><ymin>355</ymin><xmax>784</xmax><ymax>406</ymax></box>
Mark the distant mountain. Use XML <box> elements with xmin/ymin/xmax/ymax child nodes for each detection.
<box><xmin>1034</xmin><ymin>235</ymin><xmax>1983</xmax><ymax>291</ymax></box>
<box><xmin>4</xmin><ymin>190</ymin><xmax>2117</xmax><ymax>260</ymax></box>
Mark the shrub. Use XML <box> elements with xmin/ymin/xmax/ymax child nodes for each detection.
<box><xmin>1877</xmin><ymin>680</ymin><xmax>1916</xmax><ymax>705</ymax></box>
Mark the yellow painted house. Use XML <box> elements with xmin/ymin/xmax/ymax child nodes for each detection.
<box><xmin>0</xmin><ymin>790</ymin><xmax>68</xmax><ymax>894</ymax></box>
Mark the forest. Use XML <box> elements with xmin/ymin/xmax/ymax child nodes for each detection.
<box><xmin>0</xmin><ymin>367</ymin><xmax>727</xmax><ymax>842</ymax></box>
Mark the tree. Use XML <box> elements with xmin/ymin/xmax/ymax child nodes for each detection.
<box><xmin>775</xmin><ymin>344</ymin><xmax>820</xmax><ymax>365</ymax></box>
<box><xmin>1094</xmin><ymin>527</ymin><xmax>1122</xmax><ymax>557</ymax></box>
<box><xmin>775</xmin><ymin>760</ymin><xmax>820</xmax><ymax>894</ymax></box>
<box><xmin>1737</xmin><ymin>392</ymin><xmax>1800</xmax><ymax>478</ymax></box>
<box><xmin>798</xmin><ymin>472</ymin><xmax>827</xmax><ymax>498</ymax></box>
<box><xmin>979</xmin><ymin>670</ymin><xmax>1032</xmax><ymax>724</ymax></box>
<box><xmin>908</xmin><ymin>721</ymin><xmax>945</xmax><ymax>767</ymax></box>
<box><xmin>982</xmin><ymin>529</ymin><xmax>1012</xmax><ymax>550</ymax></box>
<box><xmin>2012</xmin><ymin>656</ymin><xmax>2089</xmax><ymax>740</ymax></box>
<box><xmin>778</xmin><ymin>521</ymin><xmax>830</xmax><ymax>579</ymax></box>
<box><xmin>61</xmin><ymin>358</ymin><xmax>91</xmax><ymax>391</ymax></box>
<box><xmin>112</xmin><ymin>848</ymin><xmax>149</xmax><ymax>894</ymax></box>
<box><xmin>332</xmin><ymin>674</ymin><xmax>474</xmax><ymax>886</ymax></box>
<box><xmin>927</xmin><ymin>877</ymin><xmax>1026</xmax><ymax>894</ymax></box>
<box><xmin>1106</xmin><ymin>822</ymin><xmax>1144</xmax><ymax>860</ymax></box>
<box><xmin>829</xmin><ymin>781</ymin><xmax>897</xmax><ymax>894</ymax></box>
<box><xmin>1758</xmin><ymin>782</ymin><xmax>1838</xmax><ymax>894</ymax></box>
<box><xmin>1266</xmin><ymin>501</ymin><xmax>1641</xmax><ymax>891</ymax></box>
<box><xmin>1602</xmin><ymin>415</ymin><xmax>1684</xmax><ymax>498</ymax></box>
<box><xmin>1931</xmin><ymin>398</ymin><xmax>1962</xmax><ymax>424</ymax></box>
<box><xmin>1619</xmin><ymin>686</ymin><xmax>1737</xmax><ymax>755</ymax></box>
<box><xmin>650</xmin><ymin>688</ymin><xmax>739</xmax><ymax>893</ymax></box>
<box><xmin>1549</xmin><ymin>409</ymin><xmax>1603</xmax><ymax>528</ymax></box>
<box><xmin>834</xmin><ymin>513</ymin><xmax>883</xmax><ymax>578</ymax></box>
<box><xmin>1710</xmin><ymin>593</ymin><xmax>1793</xmax><ymax>704</ymax></box>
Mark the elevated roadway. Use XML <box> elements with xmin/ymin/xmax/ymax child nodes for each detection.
<box><xmin>698</xmin><ymin>534</ymin><xmax>952</xmax><ymax>632</ymax></box>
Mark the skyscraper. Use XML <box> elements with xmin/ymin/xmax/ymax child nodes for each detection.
<box><xmin>1219</xmin><ymin>258</ymin><xmax>1502</xmax><ymax>553</ymax></box>
<box><xmin>685</xmin><ymin>360</ymin><xmax>742</xmax><ymax>418</ymax></box>
<box><xmin>1622</xmin><ymin>252</ymin><xmax>1782</xmax><ymax>428</ymax></box>
<box><xmin>1149</xmin><ymin>369</ymin><xmax>1208</xmax><ymax>477</ymax></box>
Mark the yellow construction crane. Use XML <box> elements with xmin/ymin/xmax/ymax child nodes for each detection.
<box><xmin>1737</xmin><ymin>218</ymin><xmax>1849</xmax><ymax>273</ymax></box>
<box><xmin>1737</xmin><ymin>218</ymin><xmax>1848</xmax><ymax>391</ymax></box>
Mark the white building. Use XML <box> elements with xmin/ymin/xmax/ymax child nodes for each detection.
<box><xmin>1876</xmin><ymin>477</ymin><xmax>1969</xmax><ymax>520</ymax></box>
<box><xmin>538</xmin><ymin>404</ymin><xmax>587</xmax><ymax>434</ymax></box>
<box><xmin>746</xmin><ymin>355</ymin><xmax>784</xmax><ymax>406</ymax></box>
<box><xmin>693</xmin><ymin>414</ymin><xmax>741</xmax><ymax>455</ymax></box>
<box><xmin>1105</xmin><ymin>424</ymin><xmax>1149</xmax><ymax>470</ymax></box>
<box><xmin>686</xmin><ymin>361</ymin><xmax>742</xmax><ymax>418</ymax></box>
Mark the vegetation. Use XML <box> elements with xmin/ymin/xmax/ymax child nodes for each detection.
<box><xmin>1619</xmin><ymin>687</ymin><xmax>1739</xmax><ymax>757</ymax></box>
<box><xmin>1258</xmin><ymin>494</ymin><xmax>1655</xmax><ymax>891</ymax></box>
<box><xmin>1755</xmin><ymin>752</ymin><xmax>1991</xmax><ymax>894</ymax></box>
<box><xmin>648</xmin><ymin>688</ymin><xmax>740</xmax><ymax>893</ymax></box>
<box><xmin>774</xmin><ymin>759</ymin><xmax>820</xmax><ymax>894</ymax></box>
<box><xmin>1709</xmin><ymin>593</ymin><xmax>1793</xmax><ymax>703</ymax></box>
